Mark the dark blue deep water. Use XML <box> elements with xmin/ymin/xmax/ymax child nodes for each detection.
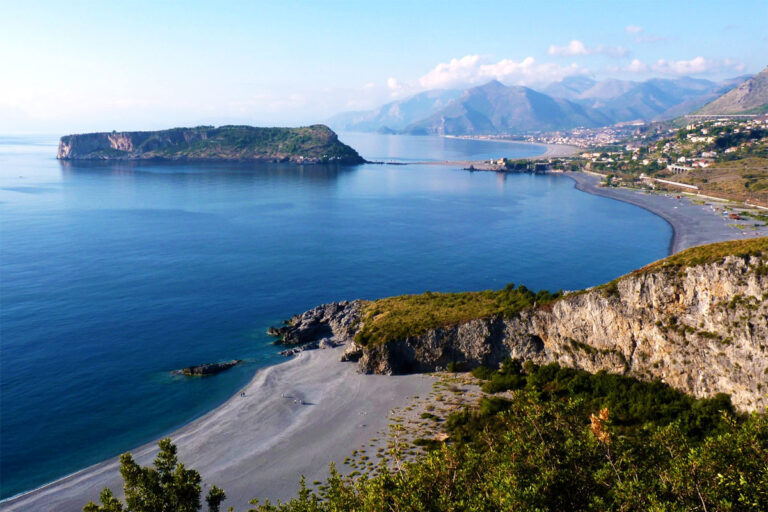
<box><xmin>0</xmin><ymin>133</ymin><xmax>670</xmax><ymax>498</ymax></box>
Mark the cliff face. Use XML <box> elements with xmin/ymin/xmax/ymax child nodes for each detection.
<box><xmin>57</xmin><ymin>125</ymin><xmax>365</xmax><ymax>164</ymax></box>
<box><xmin>274</xmin><ymin>252</ymin><xmax>768</xmax><ymax>412</ymax></box>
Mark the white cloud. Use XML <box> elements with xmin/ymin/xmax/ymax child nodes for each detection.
<box><xmin>653</xmin><ymin>56</ymin><xmax>711</xmax><ymax>74</ymax></box>
<box><xmin>417</xmin><ymin>55</ymin><xmax>589</xmax><ymax>90</ymax></box>
<box><xmin>548</xmin><ymin>39</ymin><xmax>630</xmax><ymax>58</ymax></box>
<box><xmin>417</xmin><ymin>55</ymin><xmax>483</xmax><ymax>89</ymax></box>
<box><xmin>625</xmin><ymin>25</ymin><xmax>643</xmax><ymax>34</ymax></box>
<box><xmin>548</xmin><ymin>40</ymin><xmax>589</xmax><ymax>56</ymax></box>
<box><xmin>622</xmin><ymin>56</ymin><xmax>746</xmax><ymax>76</ymax></box>
<box><xmin>653</xmin><ymin>56</ymin><xmax>745</xmax><ymax>75</ymax></box>
<box><xmin>625</xmin><ymin>59</ymin><xmax>649</xmax><ymax>73</ymax></box>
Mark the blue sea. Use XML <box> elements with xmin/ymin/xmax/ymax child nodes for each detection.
<box><xmin>0</xmin><ymin>132</ymin><xmax>671</xmax><ymax>499</ymax></box>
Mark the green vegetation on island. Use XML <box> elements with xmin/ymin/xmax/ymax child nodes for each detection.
<box><xmin>57</xmin><ymin>125</ymin><xmax>365</xmax><ymax>164</ymax></box>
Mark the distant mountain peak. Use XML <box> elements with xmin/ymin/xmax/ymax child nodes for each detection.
<box><xmin>474</xmin><ymin>79</ymin><xmax>507</xmax><ymax>91</ymax></box>
<box><xmin>486</xmin><ymin>78</ymin><xmax>505</xmax><ymax>86</ymax></box>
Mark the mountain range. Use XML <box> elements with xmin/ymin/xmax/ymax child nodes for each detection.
<box><xmin>697</xmin><ymin>66</ymin><xmax>768</xmax><ymax>115</ymax></box>
<box><xmin>328</xmin><ymin>73</ymin><xmax>760</xmax><ymax>135</ymax></box>
<box><xmin>327</xmin><ymin>89</ymin><xmax>462</xmax><ymax>133</ymax></box>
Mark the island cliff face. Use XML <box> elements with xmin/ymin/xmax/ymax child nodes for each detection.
<box><xmin>272</xmin><ymin>247</ymin><xmax>768</xmax><ymax>412</ymax></box>
<box><xmin>57</xmin><ymin>125</ymin><xmax>365</xmax><ymax>164</ymax></box>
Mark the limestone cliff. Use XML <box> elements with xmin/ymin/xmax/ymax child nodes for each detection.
<box><xmin>271</xmin><ymin>240</ymin><xmax>768</xmax><ymax>412</ymax></box>
<box><xmin>57</xmin><ymin>125</ymin><xmax>365</xmax><ymax>164</ymax></box>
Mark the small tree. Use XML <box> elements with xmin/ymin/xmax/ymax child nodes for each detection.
<box><xmin>83</xmin><ymin>438</ymin><xmax>226</xmax><ymax>512</ymax></box>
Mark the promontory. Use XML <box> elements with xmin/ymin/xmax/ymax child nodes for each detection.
<box><xmin>57</xmin><ymin>124</ymin><xmax>365</xmax><ymax>164</ymax></box>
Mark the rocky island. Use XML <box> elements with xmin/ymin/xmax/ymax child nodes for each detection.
<box><xmin>57</xmin><ymin>124</ymin><xmax>365</xmax><ymax>164</ymax></box>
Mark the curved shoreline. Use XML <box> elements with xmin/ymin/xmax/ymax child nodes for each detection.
<box><xmin>566</xmin><ymin>172</ymin><xmax>678</xmax><ymax>254</ymax></box>
<box><xmin>0</xmin><ymin>347</ymin><xmax>435</xmax><ymax>511</ymax></box>
<box><xmin>562</xmin><ymin>172</ymin><xmax>768</xmax><ymax>254</ymax></box>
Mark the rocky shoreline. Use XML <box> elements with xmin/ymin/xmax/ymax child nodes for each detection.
<box><xmin>269</xmin><ymin>250</ymin><xmax>768</xmax><ymax>412</ymax></box>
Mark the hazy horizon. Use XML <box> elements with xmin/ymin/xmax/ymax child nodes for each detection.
<box><xmin>2</xmin><ymin>0</ymin><xmax>766</xmax><ymax>134</ymax></box>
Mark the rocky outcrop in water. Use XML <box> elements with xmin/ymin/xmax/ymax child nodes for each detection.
<box><xmin>173</xmin><ymin>359</ymin><xmax>242</xmax><ymax>376</ymax></box>
<box><xmin>275</xmin><ymin>253</ymin><xmax>768</xmax><ymax>412</ymax></box>
<box><xmin>268</xmin><ymin>300</ymin><xmax>363</xmax><ymax>346</ymax></box>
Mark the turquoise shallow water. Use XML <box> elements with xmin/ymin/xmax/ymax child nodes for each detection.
<box><xmin>0</xmin><ymin>133</ymin><xmax>670</xmax><ymax>498</ymax></box>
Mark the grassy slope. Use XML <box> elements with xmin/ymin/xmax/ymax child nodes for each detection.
<box><xmin>676</xmin><ymin>158</ymin><xmax>768</xmax><ymax>203</ymax></box>
<box><xmin>640</xmin><ymin>236</ymin><xmax>768</xmax><ymax>271</ymax></box>
<box><xmin>150</xmin><ymin>125</ymin><xmax>361</xmax><ymax>161</ymax></box>
<box><xmin>355</xmin><ymin>285</ymin><xmax>561</xmax><ymax>346</ymax></box>
<box><xmin>356</xmin><ymin>238</ymin><xmax>768</xmax><ymax>347</ymax></box>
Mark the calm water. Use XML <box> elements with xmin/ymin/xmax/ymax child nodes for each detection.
<box><xmin>0</xmin><ymin>133</ymin><xmax>670</xmax><ymax>498</ymax></box>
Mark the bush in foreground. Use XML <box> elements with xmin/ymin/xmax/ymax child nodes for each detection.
<box><xmin>85</xmin><ymin>367</ymin><xmax>768</xmax><ymax>511</ymax></box>
<box><xmin>83</xmin><ymin>438</ymin><xmax>225</xmax><ymax>512</ymax></box>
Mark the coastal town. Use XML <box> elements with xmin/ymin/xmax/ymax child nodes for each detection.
<box><xmin>488</xmin><ymin>114</ymin><xmax>768</xmax><ymax>212</ymax></box>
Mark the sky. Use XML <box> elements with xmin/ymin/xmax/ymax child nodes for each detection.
<box><xmin>1</xmin><ymin>0</ymin><xmax>766</xmax><ymax>133</ymax></box>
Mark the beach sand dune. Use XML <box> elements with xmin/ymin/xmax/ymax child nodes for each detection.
<box><xmin>1</xmin><ymin>347</ymin><xmax>435</xmax><ymax>512</ymax></box>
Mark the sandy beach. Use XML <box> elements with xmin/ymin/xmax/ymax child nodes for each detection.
<box><xmin>1</xmin><ymin>347</ymin><xmax>435</xmax><ymax>512</ymax></box>
<box><xmin>564</xmin><ymin>172</ymin><xmax>768</xmax><ymax>253</ymax></box>
<box><xmin>530</xmin><ymin>142</ymin><xmax>581</xmax><ymax>159</ymax></box>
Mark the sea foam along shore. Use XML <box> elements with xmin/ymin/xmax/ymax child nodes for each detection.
<box><xmin>564</xmin><ymin>172</ymin><xmax>768</xmax><ymax>254</ymax></box>
<box><xmin>0</xmin><ymin>347</ymin><xmax>435</xmax><ymax>512</ymax></box>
